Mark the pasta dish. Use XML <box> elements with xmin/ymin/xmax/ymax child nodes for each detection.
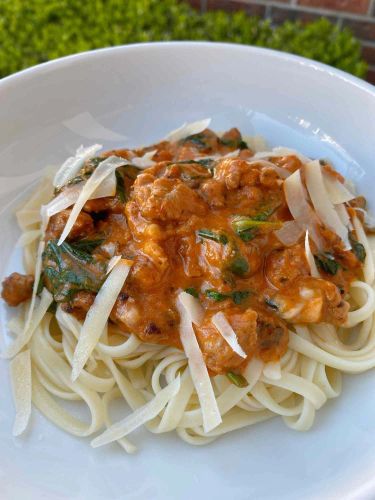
<box><xmin>2</xmin><ymin>118</ymin><xmax>375</xmax><ymax>452</ymax></box>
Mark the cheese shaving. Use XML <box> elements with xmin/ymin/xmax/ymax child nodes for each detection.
<box><xmin>211</xmin><ymin>312</ymin><xmax>247</xmax><ymax>358</ymax></box>
<box><xmin>106</xmin><ymin>255</ymin><xmax>122</xmax><ymax>275</ymax></box>
<box><xmin>91</xmin><ymin>376</ymin><xmax>181</xmax><ymax>448</ymax></box>
<box><xmin>304</xmin><ymin>230</ymin><xmax>320</xmax><ymax>278</ymax></box>
<box><xmin>284</xmin><ymin>169</ymin><xmax>322</xmax><ymax>250</ymax></box>
<box><xmin>166</xmin><ymin>118</ymin><xmax>211</xmax><ymax>143</ymax></box>
<box><xmin>71</xmin><ymin>259</ymin><xmax>132</xmax><ymax>381</ymax></box>
<box><xmin>323</xmin><ymin>172</ymin><xmax>355</xmax><ymax>204</ymax></box>
<box><xmin>178</xmin><ymin>291</ymin><xmax>204</xmax><ymax>326</ymax></box>
<box><xmin>131</xmin><ymin>150</ymin><xmax>156</xmax><ymax>169</ymax></box>
<box><xmin>10</xmin><ymin>349</ymin><xmax>32</xmax><ymax>436</ymax></box>
<box><xmin>58</xmin><ymin>156</ymin><xmax>126</xmax><ymax>245</ymax></box>
<box><xmin>275</xmin><ymin>220</ymin><xmax>303</xmax><ymax>246</ymax></box>
<box><xmin>305</xmin><ymin>160</ymin><xmax>350</xmax><ymax>249</ymax></box>
<box><xmin>176</xmin><ymin>292</ymin><xmax>222</xmax><ymax>433</ymax></box>
<box><xmin>53</xmin><ymin>144</ymin><xmax>102</xmax><ymax>189</ymax></box>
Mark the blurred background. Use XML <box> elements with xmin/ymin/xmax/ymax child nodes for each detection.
<box><xmin>0</xmin><ymin>0</ymin><xmax>374</xmax><ymax>84</ymax></box>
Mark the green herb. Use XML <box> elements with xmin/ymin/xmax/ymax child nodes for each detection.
<box><xmin>115</xmin><ymin>169</ymin><xmax>126</xmax><ymax>202</ymax></box>
<box><xmin>70</xmin><ymin>238</ymin><xmax>104</xmax><ymax>254</ymax></box>
<box><xmin>185</xmin><ymin>287</ymin><xmax>199</xmax><ymax>298</ymax></box>
<box><xmin>231</xmin><ymin>290</ymin><xmax>250</xmax><ymax>304</ymax></box>
<box><xmin>314</xmin><ymin>253</ymin><xmax>340</xmax><ymax>275</ymax></box>
<box><xmin>36</xmin><ymin>276</ymin><xmax>44</xmax><ymax>296</ymax></box>
<box><xmin>232</xmin><ymin>216</ymin><xmax>282</xmax><ymax>233</ymax></box>
<box><xmin>265</xmin><ymin>297</ymin><xmax>279</xmax><ymax>310</ymax></box>
<box><xmin>205</xmin><ymin>289</ymin><xmax>250</xmax><ymax>304</ymax></box>
<box><xmin>205</xmin><ymin>289</ymin><xmax>228</xmax><ymax>301</ymax></box>
<box><xmin>182</xmin><ymin>133</ymin><xmax>207</xmax><ymax>149</ymax></box>
<box><xmin>197</xmin><ymin>229</ymin><xmax>228</xmax><ymax>245</ymax></box>
<box><xmin>226</xmin><ymin>371</ymin><xmax>248</xmax><ymax>388</ymax></box>
<box><xmin>47</xmin><ymin>301</ymin><xmax>57</xmax><ymax>314</ymax></box>
<box><xmin>227</xmin><ymin>256</ymin><xmax>249</xmax><ymax>277</ymax></box>
<box><xmin>232</xmin><ymin>207</ymin><xmax>281</xmax><ymax>241</ymax></box>
<box><xmin>349</xmin><ymin>234</ymin><xmax>366</xmax><ymax>263</ymax></box>
<box><xmin>42</xmin><ymin>240</ymin><xmax>106</xmax><ymax>302</ymax></box>
<box><xmin>219</xmin><ymin>137</ymin><xmax>248</xmax><ymax>150</ymax></box>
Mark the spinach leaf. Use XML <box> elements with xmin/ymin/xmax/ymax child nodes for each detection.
<box><xmin>185</xmin><ymin>287</ymin><xmax>199</xmax><ymax>298</ymax></box>
<box><xmin>314</xmin><ymin>253</ymin><xmax>340</xmax><ymax>275</ymax></box>
<box><xmin>349</xmin><ymin>234</ymin><xmax>366</xmax><ymax>262</ymax></box>
<box><xmin>115</xmin><ymin>169</ymin><xmax>126</xmax><ymax>202</ymax></box>
<box><xmin>227</xmin><ymin>256</ymin><xmax>249</xmax><ymax>277</ymax></box>
<box><xmin>197</xmin><ymin>229</ymin><xmax>228</xmax><ymax>245</ymax></box>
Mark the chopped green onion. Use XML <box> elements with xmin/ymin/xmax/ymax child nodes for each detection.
<box><xmin>231</xmin><ymin>290</ymin><xmax>250</xmax><ymax>304</ymax></box>
<box><xmin>205</xmin><ymin>290</ymin><xmax>228</xmax><ymax>301</ymax></box>
<box><xmin>226</xmin><ymin>371</ymin><xmax>248</xmax><ymax>388</ymax></box>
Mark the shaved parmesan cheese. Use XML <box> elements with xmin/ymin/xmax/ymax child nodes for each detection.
<box><xmin>284</xmin><ymin>169</ymin><xmax>322</xmax><ymax>250</ymax></box>
<box><xmin>3</xmin><ymin>287</ymin><xmax>53</xmax><ymax>359</ymax></box>
<box><xmin>305</xmin><ymin>160</ymin><xmax>350</xmax><ymax>249</ymax></box>
<box><xmin>275</xmin><ymin>220</ymin><xmax>303</xmax><ymax>246</ymax></box>
<box><xmin>178</xmin><ymin>291</ymin><xmax>204</xmax><ymax>326</ymax></box>
<box><xmin>43</xmin><ymin>171</ymin><xmax>116</xmax><ymax>222</ymax></box>
<box><xmin>263</xmin><ymin>361</ymin><xmax>281</xmax><ymax>380</ymax></box>
<box><xmin>211</xmin><ymin>312</ymin><xmax>247</xmax><ymax>358</ymax></box>
<box><xmin>106</xmin><ymin>255</ymin><xmax>122</xmax><ymax>275</ymax></box>
<box><xmin>243</xmin><ymin>135</ymin><xmax>267</xmax><ymax>152</ymax></box>
<box><xmin>176</xmin><ymin>292</ymin><xmax>222</xmax><ymax>433</ymax></box>
<box><xmin>166</xmin><ymin>118</ymin><xmax>211</xmax><ymax>143</ymax></box>
<box><xmin>71</xmin><ymin>259</ymin><xmax>132</xmax><ymax>381</ymax></box>
<box><xmin>304</xmin><ymin>230</ymin><xmax>320</xmax><ymax>278</ymax></box>
<box><xmin>58</xmin><ymin>156</ymin><xmax>126</xmax><ymax>245</ymax></box>
<box><xmin>131</xmin><ymin>150</ymin><xmax>156</xmax><ymax>169</ymax></box>
<box><xmin>323</xmin><ymin>172</ymin><xmax>355</xmax><ymax>204</ymax></box>
<box><xmin>354</xmin><ymin>207</ymin><xmax>375</xmax><ymax>229</ymax></box>
<box><xmin>10</xmin><ymin>349</ymin><xmax>32</xmax><ymax>436</ymax></box>
<box><xmin>254</xmin><ymin>147</ymin><xmax>310</xmax><ymax>164</ymax></box>
<box><xmin>91</xmin><ymin>376</ymin><xmax>181</xmax><ymax>448</ymax></box>
<box><xmin>335</xmin><ymin>203</ymin><xmax>352</xmax><ymax>230</ymax></box>
<box><xmin>53</xmin><ymin>144</ymin><xmax>102</xmax><ymax>189</ymax></box>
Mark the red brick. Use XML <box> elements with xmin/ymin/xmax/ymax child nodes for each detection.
<box><xmin>366</xmin><ymin>66</ymin><xmax>375</xmax><ymax>85</ymax></box>
<box><xmin>185</xmin><ymin>0</ymin><xmax>201</xmax><ymax>9</ymax></box>
<box><xmin>298</xmin><ymin>0</ymin><xmax>369</xmax><ymax>14</ymax></box>
<box><xmin>362</xmin><ymin>43</ymin><xmax>375</xmax><ymax>65</ymax></box>
<box><xmin>206</xmin><ymin>0</ymin><xmax>266</xmax><ymax>16</ymax></box>
<box><xmin>343</xmin><ymin>19</ymin><xmax>375</xmax><ymax>41</ymax></box>
<box><xmin>271</xmin><ymin>6</ymin><xmax>337</xmax><ymax>24</ymax></box>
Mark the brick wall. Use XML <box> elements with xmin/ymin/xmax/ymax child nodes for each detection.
<box><xmin>187</xmin><ymin>0</ymin><xmax>375</xmax><ymax>85</ymax></box>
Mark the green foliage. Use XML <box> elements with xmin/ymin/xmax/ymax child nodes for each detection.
<box><xmin>0</xmin><ymin>0</ymin><xmax>367</xmax><ymax>79</ymax></box>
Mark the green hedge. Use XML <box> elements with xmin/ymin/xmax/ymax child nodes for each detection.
<box><xmin>0</xmin><ymin>0</ymin><xmax>367</xmax><ymax>79</ymax></box>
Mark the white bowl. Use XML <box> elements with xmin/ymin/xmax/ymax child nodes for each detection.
<box><xmin>1</xmin><ymin>42</ymin><xmax>375</xmax><ymax>500</ymax></box>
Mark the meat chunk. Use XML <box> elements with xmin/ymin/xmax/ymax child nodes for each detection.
<box><xmin>1</xmin><ymin>272</ymin><xmax>34</xmax><ymax>307</ymax></box>
<box><xmin>256</xmin><ymin>312</ymin><xmax>289</xmax><ymax>362</ymax></box>
<box><xmin>265</xmin><ymin>244</ymin><xmax>309</xmax><ymax>288</ymax></box>
<box><xmin>271</xmin><ymin>276</ymin><xmax>349</xmax><ymax>325</ymax></box>
<box><xmin>61</xmin><ymin>291</ymin><xmax>96</xmax><ymax>321</ymax></box>
<box><xmin>199</xmin><ymin>179</ymin><xmax>226</xmax><ymax>208</ymax></box>
<box><xmin>195</xmin><ymin>308</ymin><xmax>258</xmax><ymax>374</ymax></box>
<box><xmin>83</xmin><ymin>197</ymin><xmax>123</xmax><ymax>214</ymax></box>
<box><xmin>214</xmin><ymin>159</ymin><xmax>259</xmax><ymax>190</ymax></box>
<box><xmin>131</xmin><ymin>176</ymin><xmax>207</xmax><ymax>222</ymax></box>
<box><xmin>45</xmin><ymin>209</ymin><xmax>94</xmax><ymax>241</ymax></box>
